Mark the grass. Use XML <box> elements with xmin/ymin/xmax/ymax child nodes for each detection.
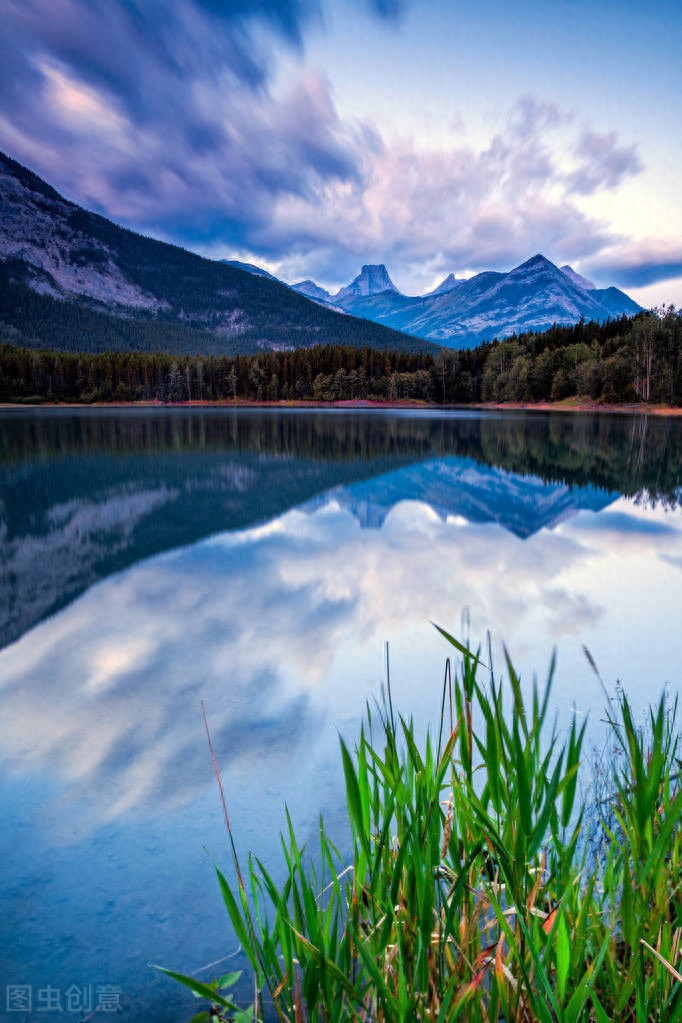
<box><xmin>159</xmin><ymin>627</ymin><xmax>682</xmax><ymax>1022</ymax></box>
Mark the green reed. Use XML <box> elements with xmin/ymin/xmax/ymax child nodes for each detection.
<box><xmin>159</xmin><ymin>627</ymin><xmax>682</xmax><ymax>1022</ymax></box>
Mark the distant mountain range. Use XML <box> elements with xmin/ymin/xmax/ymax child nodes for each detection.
<box><xmin>289</xmin><ymin>256</ymin><xmax>641</xmax><ymax>347</ymax></box>
<box><xmin>0</xmin><ymin>152</ymin><xmax>435</xmax><ymax>355</ymax></box>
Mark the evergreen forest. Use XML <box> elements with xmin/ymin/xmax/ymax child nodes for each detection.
<box><xmin>1</xmin><ymin>308</ymin><xmax>680</xmax><ymax>407</ymax></box>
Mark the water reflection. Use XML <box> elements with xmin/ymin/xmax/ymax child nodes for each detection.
<box><xmin>1</xmin><ymin>408</ymin><xmax>681</xmax><ymax>1022</ymax></box>
<box><xmin>304</xmin><ymin>458</ymin><xmax>614</xmax><ymax>536</ymax></box>
<box><xmin>1</xmin><ymin>466</ymin><xmax>681</xmax><ymax>831</ymax></box>
<box><xmin>2</xmin><ymin>408</ymin><xmax>680</xmax><ymax>649</ymax></box>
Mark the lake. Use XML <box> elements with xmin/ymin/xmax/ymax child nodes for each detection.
<box><xmin>1</xmin><ymin>406</ymin><xmax>681</xmax><ymax>1020</ymax></box>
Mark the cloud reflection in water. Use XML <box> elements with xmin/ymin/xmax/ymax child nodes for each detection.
<box><xmin>2</xmin><ymin>485</ymin><xmax>681</xmax><ymax>839</ymax></box>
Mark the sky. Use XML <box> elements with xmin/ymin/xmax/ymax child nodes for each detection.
<box><xmin>1</xmin><ymin>0</ymin><xmax>681</xmax><ymax>305</ymax></box>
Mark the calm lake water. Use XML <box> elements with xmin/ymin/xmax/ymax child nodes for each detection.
<box><xmin>1</xmin><ymin>406</ymin><xmax>682</xmax><ymax>1020</ymax></box>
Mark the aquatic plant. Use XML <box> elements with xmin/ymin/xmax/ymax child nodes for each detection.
<box><xmin>159</xmin><ymin>627</ymin><xmax>682</xmax><ymax>1022</ymax></box>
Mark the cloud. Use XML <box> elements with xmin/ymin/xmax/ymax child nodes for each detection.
<box><xmin>0</xmin><ymin>3</ymin><xmax>644</xmax><ymax>287</ymax></box>
<box><xmin>0</xmin><ymin>0</ymin><xmax>369</xmax><ymax>239</ymax></box>
<box><xmin>567</xmin><ymin>130</ymin><xmax>642</xmax><ymax>195</ymax></box>
<box><xmin>567</xmin><ymin>509</ymin><xmax>680</xmax><ymax>536</ymax></box>
<box><xmin>264</xmin><ymin>99</ymin><xmax>619</xmax><ymax>286</ymax></box>
<box><xmin>586</xmin><ymin>239</ymin><xmax>682</xmax><ymax>290</ymax></box>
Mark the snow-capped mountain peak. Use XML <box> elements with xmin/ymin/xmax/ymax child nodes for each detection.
<box><xmin>334</xmin><ymin>264</ymin><xmax>398</xmax><ymax>301</ymax></box>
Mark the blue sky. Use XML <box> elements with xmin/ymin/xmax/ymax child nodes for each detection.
<box><xmin>1</xmin><ymin>0</ymin><xmax>681</xmax><ymax>304</ymax></box>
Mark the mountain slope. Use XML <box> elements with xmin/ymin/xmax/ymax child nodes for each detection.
<box><xmin>0</xmin><ymin>152</ymin><xmax>439</xmax><ymax>355</ymax></box>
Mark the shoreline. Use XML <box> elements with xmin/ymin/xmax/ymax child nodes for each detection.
<box><xmin>1</xmin><ymin>397</ymin><xmax>681</xmax><ymax>416</ymax></box>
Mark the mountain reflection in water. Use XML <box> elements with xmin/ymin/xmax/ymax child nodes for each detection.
<box><xmin>0</xmin><ymin>408</ymin><xmax>681</xmax><ymax>1022</ymax></box>
<box><xmin>2</xmin><ymin>407</ymin><xmax>679</xmax><ymax>649</ymax></box>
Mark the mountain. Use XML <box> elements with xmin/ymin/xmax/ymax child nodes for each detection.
<box><xmin>332</xmin><ymin>287</ymin><xmax>421</xmax><ymax>322</ymax></box>
<box><xmin>0</xmin><ymin>152</ymin><xmax>438</xmax><ymax>356</ymax></box>
<box><xmin>560</xmin><ymin>265</ymin><xmax>596</xmax><ymax>290</ymax></box>
<box><xmin>1</xmin><ymin>152</ymin><xmax>641</xmax><ymax>356</ymax></box>
<box><xmin>425</xmin><ymin>273</ymin><xmax>465</xmax><ymax>297</ymax></box>
<box><xmin>333</xmin><ymin>263</ymin><xmax>398</xmax><ymax>301</ymax></box>
<box><xmin>291</xmin><ymin>263</ymin><xmax>406</xmax><ymax>317</ymax></box>
<box><xmin>557</xmin><ymin>267</ymin><xmax>638</xmax><ymax>317</ymax></box>
<box><xmin>292</xmin><ymin>279</ymin><xmax>333</xmax><ymax>303</ymax></box>
<box><xmin>590</xmin><ymin>286</ymin><xmax>642</xmax><ymax>319</ymax></box>
<box><xmin>423</xmin><ymin>253</ymin><xmax>616</xmax><ymax>342</ymax></box>
<box><xmin>295</xmin><ymin>255</ymin><xmax>641</xmax><ymax>349</ymax></box>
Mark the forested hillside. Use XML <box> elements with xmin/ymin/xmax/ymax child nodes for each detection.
<box><xmin>1</xmin><ymin>309</ymin><xmax>680</xmax><ymax>406</ymax></box>
<box><xmin>0</xmin><ymin>258</ymin><xmax>435</xmax><ymax>356</ymax></box>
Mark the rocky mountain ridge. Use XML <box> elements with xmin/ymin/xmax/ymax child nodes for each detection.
<box><xmin>290</xmin><ymin>255</ymin><xmax>641</xmax><ymax>347</ymax></box>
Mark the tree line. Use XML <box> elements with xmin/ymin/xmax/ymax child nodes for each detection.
<box><xmin>1</xmin><ymin>309</ymin><xmax>680</xmax><ymax>406</ymax></box>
